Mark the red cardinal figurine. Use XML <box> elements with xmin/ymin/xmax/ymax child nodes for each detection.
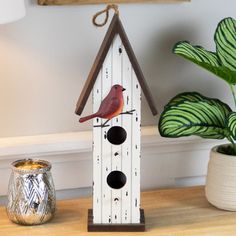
<box><xmin>79</xmin><ymin>84</ymin><xmax>133</xmax><ymax>127</ymax></box>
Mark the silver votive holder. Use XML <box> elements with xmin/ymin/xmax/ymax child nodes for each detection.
<box><xmin>6</xmin><ymin>159</ymin><xmax>56</xmax><ymax>225</ymax></box>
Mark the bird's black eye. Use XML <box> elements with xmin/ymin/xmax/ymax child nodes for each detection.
<box><xmin>115</xmin><ymin>86</ymin><xmax>118</xmax><ymax>89</ymax></box>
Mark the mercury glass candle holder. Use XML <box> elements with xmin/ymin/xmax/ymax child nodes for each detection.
<box><xmin>6</xmin><ymin>159</ymin><xmax>56</xmax><ymax>225</ymax></box>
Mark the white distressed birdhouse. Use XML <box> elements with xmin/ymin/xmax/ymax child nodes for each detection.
<box><xmin>75</xmin><ymin>11</ymin><xmax>157</xmax><ymax>232</ymax></box>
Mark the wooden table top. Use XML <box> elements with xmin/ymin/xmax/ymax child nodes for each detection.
<box><xmin>1</xmin><ymin>186</ymin><xmax>236</xmax><ymax>236</ymax></box>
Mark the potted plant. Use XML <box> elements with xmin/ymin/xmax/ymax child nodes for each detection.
<box><xmin>158</xmin><ymin>17</ymin><xmax>236</xmax><ymax>211</ymax></box>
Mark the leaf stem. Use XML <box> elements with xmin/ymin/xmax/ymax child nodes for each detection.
<box><xmin>229</xmin><ymin>84</ymin><xmax>236</xmax><ymax>108</ymax></box>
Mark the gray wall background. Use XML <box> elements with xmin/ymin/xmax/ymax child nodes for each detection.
<box><xmin>0</xmin><ymin>0</ymin><xmax>235</xmax><ymax>137</ymax></box>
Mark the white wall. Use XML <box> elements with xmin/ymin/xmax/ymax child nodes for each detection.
<box><xmin>0</xmin><ymin>0</ymin><xmax>235</xmax><ymax>137</ymax></box>
<box><xmin>0</xmin><ymin>0</ymin><xmax>235</xmax><ymax>196</ymax></box>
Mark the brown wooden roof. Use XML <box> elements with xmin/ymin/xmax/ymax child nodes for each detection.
<box><xmin>75</xmin><ymin>14</ymin><xmax>158</xmax><ymax>116</ymax></box>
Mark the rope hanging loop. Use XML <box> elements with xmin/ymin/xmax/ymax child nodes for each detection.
<box><xmin>92</xmin><ymin>4</ymin><xmax>119</xmax><ymax>27</ymax></box>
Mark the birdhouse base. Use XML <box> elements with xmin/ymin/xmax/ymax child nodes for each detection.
<box><xmin>87</xmin><ymin>209</ymin><xmax>145</xmax><ymax>232</ymax></box>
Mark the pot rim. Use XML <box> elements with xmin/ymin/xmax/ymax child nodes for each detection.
<box><xmin>11</xmin><ymin>159</ymin><xmax>52</xmax><ymax>174</ymax></box>
<box><xmin>211</xmin><ymin>143</ymin><xmax>236</xmax><ymax>157</ymax></box>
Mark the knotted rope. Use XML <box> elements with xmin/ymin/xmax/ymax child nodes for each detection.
<box><xmin>92</xmin><ymin>4</ymin><xmax>119</xmax><ymax>27</ymax></box>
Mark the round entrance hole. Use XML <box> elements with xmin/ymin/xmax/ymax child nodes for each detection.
<box><xmin>107</xmin><ymin>171</ymin><xmax>127</xmax><ymax>189</ymax></box>
<box><xmin>107</xmin><ymin>126</ymin><xmax>127</xmax><ymax>145</ymax></box>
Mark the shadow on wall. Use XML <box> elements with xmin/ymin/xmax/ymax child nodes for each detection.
<box><xmin>141</xmin><ymin>23</ymin><xmax>200</xmax><ymax>124</ymax></box>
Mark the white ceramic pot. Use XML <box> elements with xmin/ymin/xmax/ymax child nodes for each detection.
<box><xmin>206</xmin><ymin>144</ymin><xmax>236</xmax><ymax>211</ymax></box>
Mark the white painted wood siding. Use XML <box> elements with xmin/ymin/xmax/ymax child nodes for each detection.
<box><xmin>111</xmin><ymin>35</ymin><xmax>122</xmax><ymax>223</ymax></box>
<box><xmin>92</xmin><ymin>47</ymin><xmax>112</xmax><ymax>224</ymax></box>
<box><xmin>93</xmin><ymin>35</ymin><xmax>141</xmax><ymax>224</ymax></box>
<box><xmin>101</xmin><ymin>46</ymin><xmax>112</xmax><ymax>224</ymax></box>
<box><xmin>92</xmin><ymin>71</ymin><xmax>102</xmax><ymax>223</ymax></box>
<box><xmin>121</xmin><ymin>48</ymin><xmax>132</xmax><ymax>223</ymax></box>
<box><xmin>131</xmin><ymin>70</ymin><xmax>141</xmax><ymax>223</ymax></box>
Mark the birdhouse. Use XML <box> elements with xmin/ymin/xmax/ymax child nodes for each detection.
<box><xmin>75</xmin><ymin>12</ymin><xmax>157</xmax><ymax>232</ymax></box>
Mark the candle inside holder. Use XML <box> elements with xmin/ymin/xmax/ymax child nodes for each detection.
<box><xmin>14</xmin><ymin>160</ymin><xmax>47</xmax><ymax>170</ymax></box>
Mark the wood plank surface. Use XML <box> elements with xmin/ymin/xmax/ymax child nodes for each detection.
<box><xmin>1</xmin><ymin>186</ymin><xmax>236</xmax><ymax>235</ymax></box>
<box><xmin>92</xmin><ymin>71</ymin><xmax>102</xmax><ymax>223</ymax></box>
<box><xmin>121</xmin><ymin>44</ymin><xmax>132</xmax><ymax>224</ymax></box>
<box><xmin>38</xmin><ymin>0</ymin><xmax>190</xmax><ymax>5</ymax></box>
<box><xmin>111</xmin><ymin>34</ymin><xmax>122</xmax><ymax>224</ymax></box>
<box><xmin>131</xmin><ymin>69</ymin><xmax>141</xmax><ymax>223</ymax></box>
<box><xmin>100</xmin><ymin>46</ymin><xmax>112</xmax><ymax>223</ymax></box>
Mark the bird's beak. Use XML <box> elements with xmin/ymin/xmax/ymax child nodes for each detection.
<box><xmin>122</xmin><ymin>88</ymin><xmax>126</xmax><ymax>92</ymax></box>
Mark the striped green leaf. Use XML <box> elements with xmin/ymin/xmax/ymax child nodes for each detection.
<box><xmin>174</xmin><ymin>41</ymin><xmax>220</xmax><ymax>66</ymax></box>
<box><xmin>215</xmin><ymin>17</ymin><xmax>236</xmax><ymax>71</ymax></box>
<box><xmin>227</xmin><ymin>112</ymin><xmax>236</xmax><ymax>139</ymax></box>
<box><xmin>159</xmin><ymin>93</ymin><xmax>232</xmax><ymax>139</ymax></box>
<box><xmin>166</xmin><ymin>92</ymin><xmax>205</xmax><ymax>107</ymax></box>
<box><xmin>173</xmin><ymin>41</ymin><xmax>236</xmax><ymax>84</ymax></box>
<box><xmin>166</xmin><ymin>92</ymin><xmax>231</xmax><ymax>118</ymax></box>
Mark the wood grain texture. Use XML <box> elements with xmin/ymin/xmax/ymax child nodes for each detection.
<box><xmin>92</xmin><ymin>71</ymin><xmax>102</xmax><ymax>223</ymax></box>
<box><xmin>110</xmin><ymin>35</ymin><xmax>122</xmax><ymax>224</ymax></box>
<box><xmin>121</xmin><ymin>47</ymin><xmax>132</xmax><ymax>223</ymax></box>
<box><xmin>131</xmin><ymin>70</ymin><xmax>141</xmax><ymax>223</ymax></box>
<box><xmin>2</xmin><ymin>186</ymin><xmax>236</xmax><ymax>235</ymax></box>
<box><xmin>99</xmin><ymin>46</ymin><xmax>112</xmax><ymax>224</ymax></box>
<box><xmin>38</xmin><ymin>0</ymin><xmax>190</xmax><ymax>5</ymax></box>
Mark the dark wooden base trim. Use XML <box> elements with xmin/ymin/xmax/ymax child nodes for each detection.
<box><xmin>87</xmin><ymin>209</ymin><xmax>145</xmax><ymax>232</ymax></box>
